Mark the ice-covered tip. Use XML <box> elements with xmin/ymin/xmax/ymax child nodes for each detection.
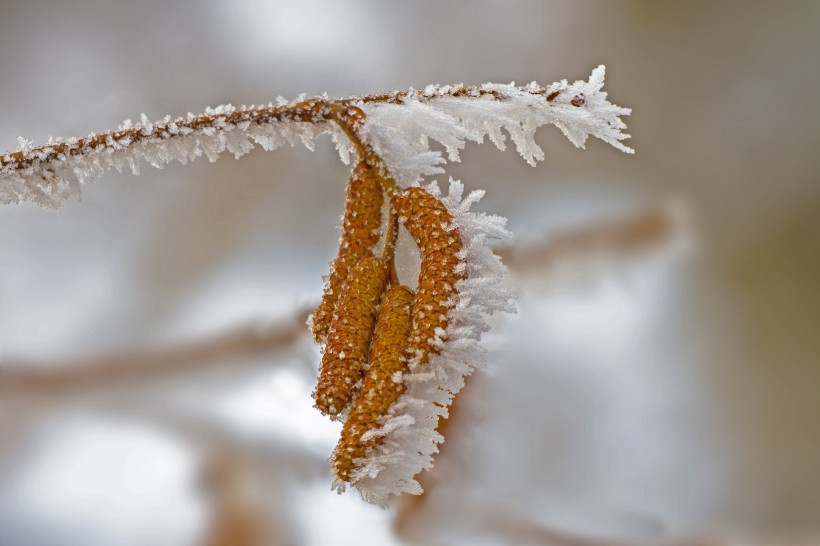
<box><xmin>360</xmin><ymin>65</ymin><xmax>632</xmax><ymax>186</ymax></box>
<box><xmin>543</xmin><ymin>65</ymin><xmax>634</xmax><ymax>154</ymax></box>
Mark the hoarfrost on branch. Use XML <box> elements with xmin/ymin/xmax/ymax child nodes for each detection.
<box><xmin>0</xmin><ymin>66</ymin><xmax>631</xmax><ymax>209</ymax></box>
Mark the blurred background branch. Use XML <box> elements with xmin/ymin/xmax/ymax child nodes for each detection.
<box><xmin>1</xmin><ymin>307</ymin><xmax>312</xmax><ymax>396</ymax></box>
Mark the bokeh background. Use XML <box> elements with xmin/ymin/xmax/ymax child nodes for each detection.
<box><xmin>1</xmin><ymin>1</ymin><xmax>819</xmax><ymax>545</ymax></box>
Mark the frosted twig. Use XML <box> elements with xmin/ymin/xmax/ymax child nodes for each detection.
<box><xmin>0</xmin><ymin>66</ymin><xmax>631</xmax><ymax>209</ymax></box>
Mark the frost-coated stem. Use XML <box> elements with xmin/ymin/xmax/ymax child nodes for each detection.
<box><xmin>0</xmin><ymin>85</ymin><xmax>560</xmax><ymax>173</ymax></box>
<box><xmin>0</xmin><ymin>66</ymin><xmax>632</xmax><ymax>209</ymax></box>
<box><xmin>2</xmin><ymin>99</ymin><xmax>331</xmax><ymax>173</ymax></box>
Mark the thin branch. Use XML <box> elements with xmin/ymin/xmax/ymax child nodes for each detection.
<box><xmin>1</xmin><ymin>100</ymin><xmax>329</xmax><ymax>171</ymax></box>
<box><xmin>0</xmin><ymin>66</ymin><xmax>632</xmax><ymax>209</ymax></box>
<box><xmin>0</xmin><ymin>86</ymin><xmax>562</xmax><ymax>173</ymax></box>
<box><xmin>0</xmin><ymin>306</ymin><xmax>312</xmax><ymax>396</ymax></box>
<box><xmin>496</xmin><ymin>203</ymin><xmax>683</xmax><ymax>273</ymax></box>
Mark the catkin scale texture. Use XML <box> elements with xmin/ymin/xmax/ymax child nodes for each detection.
<box><xmin>393</xmin><ymin>187</ymin><xmax>466</xmax><ymax>365</ymax></box>
<box><xmin>332</xmin><ymin>284</ymin><xmax>414</xmax><ymax>482</ymax></box>
<box><xmin>313</xmin><ymin>256</ymin><xmax>389</xmax><ymax>417</ymax></box>
<box><xmin>310</xmin><ymin>161</ymin><xmax>384</xmax><ymax>343</ymax></box>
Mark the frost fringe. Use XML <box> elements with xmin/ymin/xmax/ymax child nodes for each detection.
<box><xmin>344</xmin><ymin>178</ymin><xmax>516</xmax><ymax>506</ymax></box>
<box><xmin>0</xmin><ymin>66</ymin><xmax>630</xmax><ymax>209</ymax></box>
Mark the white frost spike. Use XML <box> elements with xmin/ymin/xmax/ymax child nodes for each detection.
<box><xmin>346</xmin><ymin>178</ymin><xmax>516</xmax><ymax>506</ymax></box>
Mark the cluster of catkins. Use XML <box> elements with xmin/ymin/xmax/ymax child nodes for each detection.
<box><xmin>308</xmin><ymin>160</ymin><xmax>466</xmax><ymax>489</ymax></box>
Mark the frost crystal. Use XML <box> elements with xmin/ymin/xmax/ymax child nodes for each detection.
<box><xmin>359</xmin><ymin>65</ymin><xmax>632</xmax><ymax>185</ymax></box>
<box><xmin>0</xmin><ymin>66</ymin><xmax>630</xmax><ymax>209</ymax></box>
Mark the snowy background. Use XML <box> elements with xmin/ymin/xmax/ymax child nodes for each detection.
<box><xmin>1</xmin><ymin>1</ymin><xmax>819</xmax><ymax>545</ymax></box>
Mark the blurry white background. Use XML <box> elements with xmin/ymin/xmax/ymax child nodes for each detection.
<box><xmin>1</xmin><ymin>1</ymin><xmax>819</xmax><ymax>545</ymax></box>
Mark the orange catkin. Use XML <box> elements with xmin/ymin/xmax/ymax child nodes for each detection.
<box><xmin>393</xmin><ymin>187</ymin><xmax>466</xmax><ymax>365</ymax></box>
<box><xmin>332</xmin><ymin>284</ymin><xmax>414</xmax><ymax>482</ymax></box>
<box><xmin>313</xmin><ymin>256</ymin><xmax>389</xmax><ymax>417</ymax></box>
<box><xmin>310</xmin><ymin>161</ymin><xmax>384</xmax><ymax>343</ymax></box>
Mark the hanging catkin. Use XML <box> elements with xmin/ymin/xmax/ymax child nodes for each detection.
<box><xmin>393</xmin><ymin>187</ymin><xmax>467</xmax><ymax>365</ymax></box>
<box><xmin>313</xmin><ymin>256</ymin><xmax>389</xmax><ymax>418</ymax></box>
<box><xmin>332</xmin><ymin>284</ymin><xmax>414</xmax><ymax>483</ymax></box>
<box><xmin>310</xmin><ymin>161</ymin><xmax>384</xmax><ymax>343</ymax></box>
